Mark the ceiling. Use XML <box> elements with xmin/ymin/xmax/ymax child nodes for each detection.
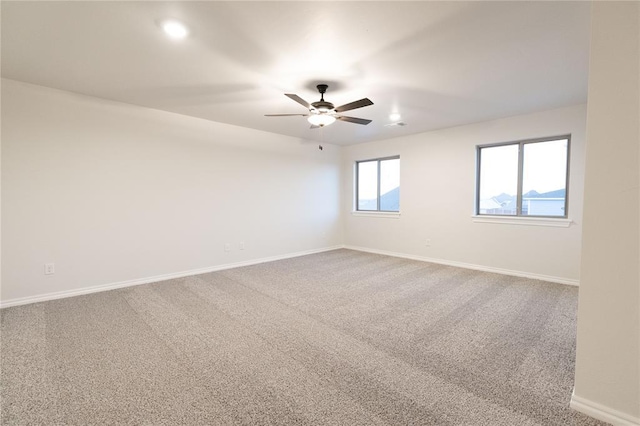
<box><xmin>1</xmin><ymin>1</ymin><xmax>591</xmax><ymax>146</ymax></box>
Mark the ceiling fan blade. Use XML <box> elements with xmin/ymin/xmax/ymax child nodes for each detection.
<box><xmin>285</xmin><ymin>94</ymin><xmax>311</xmax><ymax>109</ymax></box>
<box><xmin>265</xmin><ymin>113</ymin><xmax>309</xmax><ymax>117</ymax></box>
<box><xmin>336</xmin><ymin>115</ymin><xmax>372</xmax><ymax>125</ymax></box>
<box><xmin>335</xmin><ymin>98</ymin><xmax>373</xmax><ymax>113</ymax></box>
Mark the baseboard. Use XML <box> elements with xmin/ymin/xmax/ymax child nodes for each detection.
<box><xmin>1</xmin><ymin>244</ymin><xmax>579</xmax><ymax>308</ymax></box>
<box><xmin>0</xmin><ymin>246</ymin><xmax>343</xmax><ymax>309</ymax></box>
<box><xmin>570</xmin><ymin>390</ymin><xmax>640</xmax><ymax>426</ymax></box>
<box><xmin>343</xmin><ymin>245</ymin><xmax>579</xmax><ymax>286</ymax></box>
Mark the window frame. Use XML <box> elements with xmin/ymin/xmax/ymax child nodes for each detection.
<box><xmin>355</xmin><ymin>155</ymin><xmax>400</xmax><ymax>213</ymax></box>
<box><xmin>475</xmin><ymin>135</ymin><xmax>571</xmax><ymax>219</ymax></box>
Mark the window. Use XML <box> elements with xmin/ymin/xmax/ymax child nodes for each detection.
<box><xmin>356</xmin><ymin>156</ymin><xmax>400</xmax><ymax>212</ymax></box>
<box><xmin>476</xmin><ymin>136</ymin><xmax>570</xmax><ymax>217</ymax></box>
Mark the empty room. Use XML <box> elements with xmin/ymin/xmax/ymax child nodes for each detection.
<box><xmin>1</xmin><ymin>2</ymin><xmax>638</xmax><ymax>425</ymax></box>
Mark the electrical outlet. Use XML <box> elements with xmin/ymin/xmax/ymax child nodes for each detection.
<box><xmin>425</xmin><ymin>239</ymin><xmax>431</xmax><ymax>247</ymax></box>
<box><xmin>224</xmin><ymin>243</ymin><xmax>231</xmax><ymax>252</ymax></box>
<box><xmin>239</xmin><ymin>241</ymin><xmax>245</xmax><ymax>250</ymax></box>
<box><xmin>44</xmin><ymin>263</ymin><xmax>55</xmax><ymax>275</ymax></box>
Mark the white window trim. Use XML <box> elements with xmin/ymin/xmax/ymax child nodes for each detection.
<box><xmin>352</xmin><ymin>211</ymin><xmax>401</xmax><ymax>219</ymax></box>
<box><xmin>472</xmin><ymin>215</ymin><xmax>572</xmax><ymax>227</ymax></box>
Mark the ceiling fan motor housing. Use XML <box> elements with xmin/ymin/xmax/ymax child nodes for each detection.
<box><xmin>311</xmin><ymin>100</ymin><xmax>335</xmax><ymax>113</ymax></box>
<box><xmin>312</xmin><ymin>84</ymin><xmax>334</xmax><ymax>113</ymax></box>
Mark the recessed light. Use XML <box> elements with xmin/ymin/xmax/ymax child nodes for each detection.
<box><xmin>389</xmin><ymin>112</ymin><xmax>401</xmax><ymax>121</ymax></box>
<box><xmin>161</xmin><ymin>20</ymin><xmax>189</xmax><ymax>40</ymax></box>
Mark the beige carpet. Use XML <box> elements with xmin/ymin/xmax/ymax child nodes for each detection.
<box><xmin>1</xmin><ymin>249</ymin><xmax>606</xmax><ymax>425</ymax></box>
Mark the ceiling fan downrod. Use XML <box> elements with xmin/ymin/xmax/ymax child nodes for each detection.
<box><xmin>316</xmin><ymin>84</ymin><xmax>328</xmax><ymax>102</ymax></box>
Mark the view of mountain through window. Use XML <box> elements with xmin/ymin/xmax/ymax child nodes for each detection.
<box><xmin>477</xmin><ymin>137</ymin><xmax>569</xmax><ymax>217</ymax></box>
<box><xmin>357</xmin><ymin>157</ymin><xmax>400</xmax><ymax>212</ymax></box>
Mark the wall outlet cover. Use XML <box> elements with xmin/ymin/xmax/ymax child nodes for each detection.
<box><xmin>44</xmin><ymin>263</ymin><xmax>55</xmax><ymax>275</ymax></box>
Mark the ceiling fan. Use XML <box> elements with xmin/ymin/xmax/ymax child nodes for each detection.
<box><xmin>265</xmin><ymin>84</ymin><xmax>373</xmax><ymax>128</ymax></box>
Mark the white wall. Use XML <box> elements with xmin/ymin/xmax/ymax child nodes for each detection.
<box><xmin>572</xmin><ymin>2</ymin><xmax>640</xmax><ymax>424</ymax></box>
<box><xmin>0</xmin><ymin>82</ymin><xmax>590</xmax><ymax>300</ymax></box>
<box><xmin>1</xmin><ymin>79</ymin><xmax>343</xmax><ymax>304</ymax></box>
<box><xmin>342</xmin><ymin>104</ymin><xmax>587</xmax><ymax>283</ymax></box>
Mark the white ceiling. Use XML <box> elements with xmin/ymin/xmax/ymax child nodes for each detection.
<box><xmin>1</xmin><ymin>1</ymin><xmax>591</xmax><ymax>146</ymax></box>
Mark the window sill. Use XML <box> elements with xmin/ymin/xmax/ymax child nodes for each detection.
<box><xmin>472</xmin><ymin>215</ymin><xmax>572</xmax><ymax>227</ymax></box>
<box><xmin>352</xmin><ymin>211</ymin><xmax>401</xmax><ymax>219</ymax></box>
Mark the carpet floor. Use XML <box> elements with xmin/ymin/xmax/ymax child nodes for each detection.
<box><xmin>1</xmin><ymin>249</ymin><xmax>606</xmax><ymax>425</ymax></box>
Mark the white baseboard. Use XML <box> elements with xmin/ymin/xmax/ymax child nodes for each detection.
<box><xmin>343</xmin><ymin>245</ymin><xmax>579</xmax><ymax>286</ymax></box>
<box><xmin>1</xmin><ymin>244</ymin><xmax>579</xmax><ymax>308</ymax></box>
<box><xmin>0</xmin><ymin>246</ymin><xmax>343</xmax><ymax>309</ymax></box>
<box><xmin>571</xmin><ymin>390</ymin><xmax>640</xmax><ymax>426</ymax></box>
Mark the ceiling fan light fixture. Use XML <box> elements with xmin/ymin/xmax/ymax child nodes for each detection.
<box><xmin>308</xmin><ymin>114</ymin><xmax>336</xmax><ymax>127</ymax></box>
